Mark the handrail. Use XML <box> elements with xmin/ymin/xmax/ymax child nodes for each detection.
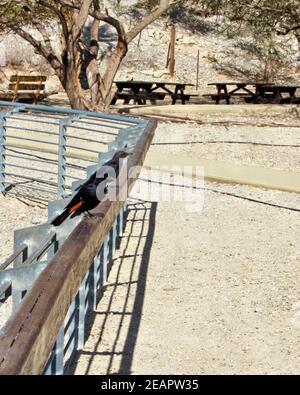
<box><xmin>0</xmin><ymin>118</ymin><xmax>157</xmax><ymax>375</ymax></box>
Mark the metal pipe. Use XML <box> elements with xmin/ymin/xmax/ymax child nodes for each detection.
<box><xmin>0</xmin><ymin>101</ymin><xmax>144</xmax><ymax>124</ymax></box>
<box><xmin>7</xmin><ymin>163</ymin><xmax>58</xmax><ymax>176</ymax></box>
<box><xmin>20</xmin><ymin>233</ymin><xmax>56</xmax><ymax>267</ymax></box>
<box><xmin>6</xmin><ymin>134</ymin><xmax>59</xmax><ymax>146</ymax></box>
<box><xmin>57</xmin><ymin>118</ymin><xmax>68</xmax><ymax>199</ymax></box>
<box><xmin>6</xmin><ymin>153</ymin><xmax>58</xmax><ymax>166</ymax></box>
<box><xmin>74</xmin><ymin>119</ymin><xmax>130</xmax><ymax>129</ymax></box>
<box><xmin>65</xmin><ymin>144</ymin><xmax>100</xmax><ymax>154</ymax></box>
<box><xmin>6</xmin><ymin>125</ymin><xmax>59</xmax><ymax>136</ymax></box>
<box><xmin>66</xmin><ymin>124</ymin><xmax>117</xmax><ymax>136</ymax></box>
<box><xmin>7</xmin><ymin>116</ymin><xmax>59</xmax><ymax>126</ymax></box>
<box><xmin>0</xmin><ymin>244</ymin><xmax>27</xmax><ymax>271</ymax></box>
<box><xmin>66</xmin><ymin>134</ymin><xmax>109</xmax><ymax>144</ymax></box>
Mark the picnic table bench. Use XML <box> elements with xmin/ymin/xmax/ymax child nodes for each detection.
<box><xmin>0</xmin><ymin>75</ymin><xmax>47</xmax><ymax>104</ymax></box>
<box><xmin>204</xmin><ymin>82</ymin><xmax>300</xmax><ymax>104</ymax></box>
<box><xmin>111</xmin><ymin>80</ymin><xmax>196</xmax><ymax>105</ymax></box>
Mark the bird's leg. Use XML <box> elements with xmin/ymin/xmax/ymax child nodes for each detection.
<box><xmin>83</xmin><ymin>211</ymin><xmax>103</xmax><ymax>220</ymax></box>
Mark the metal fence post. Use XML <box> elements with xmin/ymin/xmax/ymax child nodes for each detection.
<box><xmin>57</xmin><ymin>120</ymin><xmax>67</xmax><ymax>199</ymax></box>
<box><xmin>54</xmin><ymin>326</ymin><xmax>64</xmax><ymax>375</ymax></box>
<box><xmin>118</xmin><ymin>210</ymin><xmax>123</xmax><ymax>237</ymax></box>
<box><xmin>78</xmin><ymin>279</ymin><xmax>86</xmax><ymax>349</ymax></box>
<box><xmin>103</xmin><ymin>236</ymin><xmax>109</xmax><ymax>284</ymax></box>
<box><xmin>90</xmin><ymin>253</ymin><xmax>99</xmax><ymax>311</ymax></box>
<box><xmin>0</xmin><ymin>106</ymin><xmax>24</xmax><ymax>194</ymax></box>
<box><xmin>112</xmin><ymin>220</ymin><xmax>117</xmax><ymax>254</ymax></box>
<box><xmin>0</xmin><ymin>114</ymin><xmax>6</xmax><ymax>194</ymax></box>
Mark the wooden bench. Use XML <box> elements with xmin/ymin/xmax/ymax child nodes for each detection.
<box><xmin>171</xmin><ymin>93</ymin><xmax>198</xmax><ymax>104</ymax></box>
<box><xmin>203</xmin><ymin>93</ymin><xmax>232</xmax><ymax>104</ymax></box>
<box><xmin>0</xmin><ymin>75</ymin><xmax>47</xmax><ymax>104</ymax></box>
<box><xmin>203</xmin><ymin>93</ymin><xmax>252</xmax><ymax>104</ymax></box>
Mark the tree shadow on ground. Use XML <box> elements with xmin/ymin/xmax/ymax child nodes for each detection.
<box><xmin>127</xmin><ymin>5</ymin><xmax>216</xmax><ymax>36</ymax></box>
<box><xmin>169</xmin><ymin>4</ymin><xmax>216</xmax><ymax>35</ymax></box>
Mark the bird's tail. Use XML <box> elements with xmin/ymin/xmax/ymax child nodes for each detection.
<box><xmin>51</xmin><ymin>208</ymin><xmax>70</xmax><ymax>227</ymax></box>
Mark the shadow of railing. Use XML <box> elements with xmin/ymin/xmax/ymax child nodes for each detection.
<box><xmin>68</xmin><ymin>200</ymin><xmax>157</xmax><ymax>375</ymax></box>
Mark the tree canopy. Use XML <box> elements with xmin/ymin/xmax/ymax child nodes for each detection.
<box><xmin>0</xmin><ymin>1</ymin><xmax>179</xmax><ymax>110</ymax></box>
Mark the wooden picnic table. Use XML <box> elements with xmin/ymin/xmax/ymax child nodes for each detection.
<box><xmin>206</xmin><ymin>82</ymin><xmax>259</xmax><ymax>104</ymax></box>
<box><xmin>205</xmin><ymin>82</ymin><xmax>300</xmax><ymax>104</ymax></box>
<box><xmin>254</xmin><ymin>84</ymin><xmax>300</xmax><ymax>104</ymax></box>
<box><xmin>111</xmin><ymin>80</ymin><xmax>195</xmax><ymax>105</ymax></box>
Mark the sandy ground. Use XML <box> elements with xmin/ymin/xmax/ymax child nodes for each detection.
<box><xmin>150</xmin><ymin>121</ymin><xmax>300</xmax><ymax>173</ymax></box>
<box><xmin>0</xmin><ymin>196</ymin><xmax>47</xmax><ymax>263</ymax></box>
<box><xmin>70</xmin><ymin>182</ymin><xmax>300</xmax><ymax>375</ymax></box>
<box><xmin>70</xmin><ymin>111</ymin><xmax>300</xmax><ymax>375</ymax></box>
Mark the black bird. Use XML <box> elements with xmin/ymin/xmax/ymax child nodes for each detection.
<box><xmin>74</xmin><ymin>150</ymin><xmax>130</xmax><ymax>192</ymax></box>
<box><xmin>51</xmin><ymin>151</ymin><xmax>130</xmax><ymax>226</ymax></box>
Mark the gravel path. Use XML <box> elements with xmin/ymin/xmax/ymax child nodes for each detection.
<box><xmin>151</xmin><ymin>119</ymin><xmax>300</xmax><ymax>173</ymax></box>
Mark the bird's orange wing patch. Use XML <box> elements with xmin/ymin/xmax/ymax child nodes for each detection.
<box><xmin>69</xmin><ymin>201</ymin><xmax>84</xmax><ymax>214</ymax></box>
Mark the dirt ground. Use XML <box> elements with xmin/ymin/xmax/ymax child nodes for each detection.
<box><xmin>70</xmin><ymin>110</ymin><xmax>300</xmax><ymax>375</ymax></box>
<box><xmin>70</xmin><ymin>185</ymin><xmax>300</xmax><ymax>375</ymax></box>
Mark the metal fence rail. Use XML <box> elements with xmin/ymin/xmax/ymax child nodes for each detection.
<box><xmin>0</xmin><ymin>102</ymin><xmax>156</xmax><ymax>374</ymax></box>
<box><xmin>0</xmin><ymin>101</ymin><xmax>145</xmax><ymax>201</ymax></box>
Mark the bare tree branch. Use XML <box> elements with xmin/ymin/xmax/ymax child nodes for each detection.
<box><xmin>91</xmin><ymin>0</ymin><xmax>100</xmax><ymax>42</ymax></box>
<box><xmin>37</xmin><ymin>1</ymin><xmax>69</xmax><ymax>44</ymax></box>
<box><xmin>21</xmin><ymin>4</ymin><xmax>54</xmax><ymax>54</ymax></box>
<box><xmin>71</xmin><ymin>0</ymin><xmax>93</xmax><ymax>39</ymax></box>
<box><xmin>55</xmin><ymin>0</ymin><xmax>126</xmax><ymax>44</ymax></box>
<box><xmin>5</xmin><ymin>20</ymin><xmax>63</xmax><ymax>77</ymax></box>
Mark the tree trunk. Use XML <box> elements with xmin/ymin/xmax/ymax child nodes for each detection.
<box><xmin>295</xmin><ymin>34</ymin><xmax>300</xmax><ymax>59</ymax></box>
<box><xmin>61</xmin><ymin>37</ymin><xmax>87</xmax><ymax>110</ymax></box>
<box><xmin>65</xmin><ymin>63</ymin><xmax>87</xmax><ymax>109</ymax></box>
<box><xmin>97</xmin><ymin>41</ymin><xmax>128</xmax><ymax>110</ymax></box>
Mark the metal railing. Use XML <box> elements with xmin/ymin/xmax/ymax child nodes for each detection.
<box><xmin>0</xmin><ymin>102</ymin><xmax>156</xmax><ymax>374</ymax></box>
<box><xmin>0</xmin><ymin>101</ymin><xmax>145</xmax><ymax>202</ymax></box>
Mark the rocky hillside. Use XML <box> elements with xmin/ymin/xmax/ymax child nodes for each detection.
<box><xmin>0</xmin><ymin>2</ymin><xmax>300</xmax><ymax>97</ymax></box>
